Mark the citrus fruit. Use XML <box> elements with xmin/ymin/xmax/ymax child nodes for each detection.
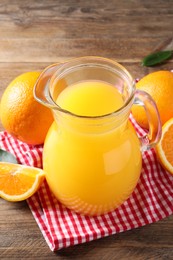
<box><xmin>0</xmin><ymin>71</ymin><xmax>54</xmax><ymax>145</ymax></box>
<box><xmin>155</xmin><ymin>118</ymin><xmax>173</xmax><ymax>175</ymax></box>
<box><xmin>132</xmin><ymin>71</ymin><xmax>173</xmax><ymax>129</ymax></box>
<box><xmin>0</xmin><ymin>162</ymin><xmax>45</xmax><ymax>201</ymax></box>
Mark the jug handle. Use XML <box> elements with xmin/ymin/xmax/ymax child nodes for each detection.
<box><xmin>133</xmin><ymin>89</ymin><xmax>162</xmax><ymax>152</ymax></box>
<box><xmin>34</xmin><ymin>63</ymin><xmax>60</xmax><ymax>108</ymax></box>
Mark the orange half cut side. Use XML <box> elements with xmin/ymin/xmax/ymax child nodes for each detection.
<box><xmin>0</xmin><ymin>162</ymin><xmax>45</xmax><ymax>201</ymax></box>
<box><xmin>156</xmin><ymin>118</ymin><xmax>173</xmax><ymax>175</ymax></box>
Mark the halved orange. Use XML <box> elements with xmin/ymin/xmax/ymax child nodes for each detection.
<box><xmin>0</xmin><ymin>162</ymin><xmax>45</xmax><ymax>201</ymax></box>
<box><xmin>156</xmin><ymin>118</ymin><xmax>173</xmax><ymax>175</ymax></box>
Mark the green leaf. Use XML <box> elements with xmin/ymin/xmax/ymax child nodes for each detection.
<box><xmin>0</xmin><ymin>149</ymin><xmax>18</xmax><ymax>163</ymax></box>
<box><xmin>142</xmin><ymin>50</ymin><xmax>173</xmax><ymax>67</ymax></box>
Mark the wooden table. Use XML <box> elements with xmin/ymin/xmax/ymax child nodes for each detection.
<box><xmin>0</xmin><ymin>1</ymin><xmax>173</xmax><ymax>259</ymax></box>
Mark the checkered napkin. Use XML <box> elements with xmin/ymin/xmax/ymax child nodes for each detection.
<box><xmin>0</xmin><ymin>115</ymin><xmax>172</xmax><ymax>251</ymax></box>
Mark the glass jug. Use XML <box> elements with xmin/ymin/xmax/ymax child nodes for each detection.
<box><xmin>34</xmin><ymin>56</ymin><xmax>161</xmax><ymax>216</ymax></box>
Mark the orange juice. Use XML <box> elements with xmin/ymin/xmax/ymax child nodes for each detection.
<box><xmin>43</xmin><ymin>80</ymin><xmax>142</xmax><ymax>215</ymax></box>
<box><xmin>57</xmin><ymin>80</ymin><xmax>124</xmax><ymax>116</ymax></box>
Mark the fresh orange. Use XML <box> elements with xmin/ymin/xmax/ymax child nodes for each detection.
<box><xmin>0</xmin><ymin>71</ymin><xmax>54</xmax><ymax>145</ymax></box>
<box><xmin>0</xmin><ymin>162</ymin><xmax>45</xmax><ymax>201</ymax></box>
<box><xmin>155</xmin><ymin>118</ymin><xmax>173</xmax><ymax>175</ymax></box>
<box><xmin>132</xmin><ymin>71</ymin><xmax>173</xmax><ymax>129</ymax></box>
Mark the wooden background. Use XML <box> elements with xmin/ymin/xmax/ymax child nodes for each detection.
<box><xmin>0</xmin><ymin>0</ymin><xmax>173</xmax><ymax>259</ymax></box>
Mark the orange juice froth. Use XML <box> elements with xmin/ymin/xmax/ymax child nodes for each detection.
<box><xmin>43</xmin><ymin>80</ymin><xmax>142</xmax><ymax>216</ymax></box>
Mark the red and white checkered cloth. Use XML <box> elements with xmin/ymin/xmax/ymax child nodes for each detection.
<box><xmin>0</xmin><ymin>115</ymin><xmax>172</xmax><ymax>251</ymax></box>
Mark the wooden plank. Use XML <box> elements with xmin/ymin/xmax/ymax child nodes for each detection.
<box><xmin>0</xmin><ymin>37</ymin><xmax>173</xmax><ymax>62</ymax></box>
<box><xmin>0</xmin><ymin>0</ymin><xmax>172</xmax><ymax>39</ymax></box>
<box><xmin>0</xmin><ymin>13</ymin><xmax>172</xmax><ymax>39</ymax></box>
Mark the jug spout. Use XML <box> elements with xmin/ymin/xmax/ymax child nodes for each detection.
<box><xmin>34</xmin><ymin>63</ymin><xmax>61</xmax><ymax>109</ymax></box>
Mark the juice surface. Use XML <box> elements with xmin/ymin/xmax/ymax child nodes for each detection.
<box><xmin>44</xmin><ymin>80</ymin><xmax>142</xmax><ymax>216</ymax></box>
<box><xmin>56</xmin><ymin>80</ymin><xmax>124</xmax><ymax>116</ymax></box>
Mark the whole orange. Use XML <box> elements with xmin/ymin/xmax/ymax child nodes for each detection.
<box><xmin>0</xmin><ymin>71</ymin><xmax>54</xmax><ymax>145</ymax></box>
<box><xmin>132</xmin><ymin>71</ymin><xmax>173</xmax><ymax>129</ymax></box>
